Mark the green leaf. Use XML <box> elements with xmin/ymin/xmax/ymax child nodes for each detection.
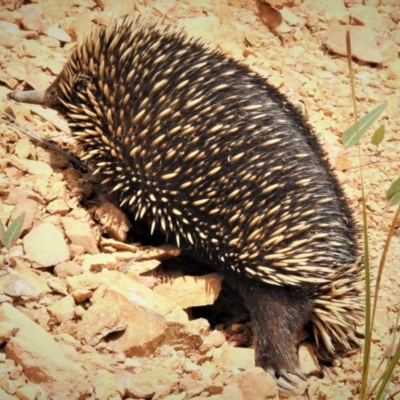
<box><xmin>370</xmin><ymin>124</ymin><xmax>385</xmax><ymax>146</ymax></box>
<box><xmin>342</xmin><ymin>102</ymin><xmax>387</xmax><ymax>148</ymax></box>
<box><xmin>387</xmin><ymin>176</ymin><xmax>400</xmax><ymax>206</ymax></box>
<box><xmin>2</xmin><ymin>212</ymin><xmax>25</xmax><ymax>248</ymax></box>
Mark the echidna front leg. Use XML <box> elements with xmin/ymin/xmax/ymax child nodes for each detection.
<box><xmin>231</xmin><ymin>277</ymin><xmax>312</xmax><ymax>388</ymax></box>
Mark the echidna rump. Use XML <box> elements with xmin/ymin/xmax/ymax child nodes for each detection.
<box><xmin>9</xmin><ymin>18</ymin><xmax>364</xmax><ymax>387</ymax></box>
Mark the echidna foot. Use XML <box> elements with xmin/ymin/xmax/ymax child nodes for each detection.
<box><xmin>267</xmin><ymin>367</ymin><xmax>307</xmax><ymax>390</ymax></box>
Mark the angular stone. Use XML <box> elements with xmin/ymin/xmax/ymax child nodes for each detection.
<box><xmin>77</xmin><ymin>289</ymin><xmax>166</xmax><ymax>357</ymax></box>
<box><xmin>235</xmin><ymin>368</ymin><xmax>278</xmax><ymax>400</ymax></box>
<box><xmin>0</xmin><ymin>303</ymin><xmax>90</xmax><ymax>399</ymax></box>
<box><xmin>219</xmin><ymin>347</ymin><xmax>255</xmax><ymax>371</ymax></box>
<box><xmin>153</xmin><ymin>273</ymin><xmax>222</xmax><ymax>309</ymax></box>
<box><xmin>23</xmin><ymin>223</ymin><xmax>69</xmax><ymax>267</ymax></box>
<box><xmin>324</xmin><ymin>25</ymin><xmax>383</xmax><ymax>64</ymax></box>
<box><xmin>62</xmin><ymin>217</ymin><xmax>99</xmax><ymax>254</ymax></box>
<box><xmin>10</xmin><ymin>198</ymin><xmax>37</xmax><ymax>234</ymax></box>
<box><xmin>47</xmin><ymin>295</ymin><xmax>75</xmax><ymax>323</ymax></box>
<box><xmin>125</xmin><ymin>368</ymin><xmax>180</xmax><ymax>399</ymax></box>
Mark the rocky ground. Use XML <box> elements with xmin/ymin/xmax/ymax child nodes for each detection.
<box><xmin>0</xmin><ymin>0</ymin><xmax>400</xmax><ymax>399</ymax></box>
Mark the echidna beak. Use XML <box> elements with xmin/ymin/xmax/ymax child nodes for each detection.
<box><xmin>7</xmin><ymin>89</ymin><xmax>46</xmax><ymax>105</ymax></box>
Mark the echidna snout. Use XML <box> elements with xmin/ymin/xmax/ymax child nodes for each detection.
<box><xmin>8</xmin><ymin>17</ymin><xmax>364</xmax><ymax>388</ymax></box>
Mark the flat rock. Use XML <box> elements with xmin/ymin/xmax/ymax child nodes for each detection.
<box><xmin>234</xmin><ymin>368</ymin><xmax>278</xmax><ymax>400</ymax></box>
<box><xmin>324</xmin><ymin>25</ymin><xmax>383</xmax><ymax>64</ymax></box>
<box><xmin>77</xmin><ymin>289</ymin><xmax>166</xmax><ymax>356</ymax></box>
<box><xmin>153</xmin><ymin>273</ymin><xmax>223</xmax><ymax>309</ymax></box>
<box><xmin>61</xmin><ymin>217</ymin><xmax>99</xmax><ymax>254</ymax></box>
<box><xmin>10</xmin><ymin>198</ymin><xmax>37</xmax><ymax>234</ymax></box>
<box><xmin>125</xmin><ymin>368</ymin><xmax>180</xmax><ymax>399</ymax></box>
<box><xmin>47</xmin><ymin>294</ymin><xmax>75</xmax><ymax>323</ymax></box>
<box><xmin>0</xmin><ymin>261</ymin><xmax>49</xmax><ymax>298</ymax></box>
<box><xmin>219</xmin><ymin>347</ymin><xmax>255</xmax><ymax>371</ymax></box>
<box><xmin>23</xmin><ymin>223</ymin><xmax>70</xmax><ymax>267</ymax></box>
<box><xmin>0</xmin><ymin>302</ymin><xmax>90</xmax><ymax>399</ymax></box>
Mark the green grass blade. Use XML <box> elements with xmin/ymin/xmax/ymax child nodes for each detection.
<box><xmin>2</xmin><ymin>212</ymin><xmax>25</xmax><ymax>248</ymax></box>
<box><xmin>342</xmin><ymin>102</ymin><xmax>387</xmax><ymax>148</ymax></box>
<box><xmin>375</xmin><ymin>335</ymin><xmax>400</xmax><ymax>400</ymax></box>
<box><xmin>386</xmin><ymin>176</ymin><xmax>400</xmax><ymax>206</ymax></box>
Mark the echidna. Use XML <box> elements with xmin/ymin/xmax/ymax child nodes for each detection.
<box><xmin>8</xmin><ymin>17</ymin><xmax>364</xmax><ymax>387</ymax></box>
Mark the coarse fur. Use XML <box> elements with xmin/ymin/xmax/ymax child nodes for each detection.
<box><xmin>9</xmin><ymin>18</ymin><xmax>364</xmax><ymax>384</ymax></box>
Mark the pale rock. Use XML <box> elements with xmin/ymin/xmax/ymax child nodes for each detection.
<box><xmin>46</xmin><ymin>277</ymin><xmax>68</xmax><ymax>295</ymax></box>
<box><xmin>280</xmin><ymin>7</ymin><xmax>303</xmax><ymax>26</ymax></box>
<box><xmin>235</xmin><ymin>368</ymin><xmax>278</xmax><ymax>400</ymax></box>
<box><xmin>99</xmin><ymin>270</ymin><xmax>178</xmax><ymax>315</ymax></box>
<box><xmin>32</xmin><ymin>178</ymin><xmax>47</xmax><ymax>197</ymax></box>
<box><xmin>378</xmin><ymin>39</ymin><xmax>400</xmax><ymax>64</ymax></box>
<box><xmin>163</xmin><ymin>317</ymin><xmax>209</xmax><ymax>352</ymax></box>
<box><xmin>95</xmin><ymin>0</ymin><xmax>135</xmax><ymax>16</ymax></box>
<box><xmin>0</xmin><ymin>261</ymin><xmax>49</xmax><ymax>298</ymax></box>
<box><xmin>125</xmin><ymin>259</ymin><xmax>161</xmax><ymax>276</ymax></box>
<box><xmin>323</xmin><ymin>0</ymin><xmax>349</xmax><ymax>24</ymax></box>
<box><xmin>222</xmin><ymin>383</ymin><xmax>243</xmax><ymax>400</ymax></box>
<box><xmin>324</xmin><ymin>25</ymin><xmax>383</xmax><ymax>63</ymax></box>
<box><xmin>0</xmin><ymin>21</ymin><xmax>20</xmax><ymax>48</ymax></box>
<box><xmin>181</xmin><ymin>16</ymin><xmax>220</xmax><ymax>47</ymax></box>
<box><xmin>14</xmin><ymin>261</ymin><xmax>49</xmax><ymax>294</ymax></box>
<box><xmin>22</xmin><ymin>39</ymin><xmax>48</xmax><ymax>58</ymax></box>
<box><xmin>14</xmin><ymin>138</ymin><xmax>31</xmax><ymax>159</ymax></box>
<box><xmin>0</xmin><ymin>377</ymin><xmax>19</xmax><ymax>395</ymax></box>
<box><xmin>191</xmin><ymin>396</ymin><xmax>221</xmax><ymax>400</ymax></box>
<box><xmin>394</xmin><ymin>29</ymin><xmax>400</xmax><ymax>45</ymax></box>
<box><xmin>5</xmin><ymin>60</ymin><xmax>26</xmax><ymax>81</ymax></box>
<box><xmin>388</xmin><ymin>59</ymin><xmax>400</xmax><ymax>79</ymax></box>
<box><xmin>66</xmin><ymin>271</ymin><xmax>103</xmax><ymax>292</ymax></box>
<box><xmin>203</xmin><ymin>330</ymin><xmax>226</xmax><ymax>348</ymax></box>
<box><xmin>71</xmin><ymin>288</ymin><xmax>93</xmax><ymax>303</ymax></box>
<box><xmin>47</xmin><ymin>199</ymin><xmax>70</xmax><ymax>215</ymax></box>
<box><xmin>0</xmin><ymin>273</ymin><xmax>40</xmax><ymax>298</ymax></box>
<box><xmin>10</xmin><ymin>198</ymin><xmax>37</xmax><ymax>234</ymax></box>
<box><xmin>16</xmin><ymin>384</ymin><xmax>41</xmax><ymax>400</ymax></box>
<box><xmin>0</xmin><ymin>387</ymin><xmax>18</xmax><ymax>400</ymax></box>
<box><xmin>219</xmin><ymin>347</ymin><xmax>255</xmax><ymax>371</ymax></box>
<box><xmin>23</xmin><ymin>223</ymin><xmax>70</xmax><ymax>267</ymax></box>
<box><xmin>26</xmin><ymin>160</ymin><xmax>53</xmax><ymax>177</ymax></box>
<box><xmin>76</xmin><ymin>289</ymin><xmax>166</xmax><ymax>356</ymax></box>
<box><xmin>0</xmin><ymin>302</ymin><xmax>90</xmax><ymax>399</ymax></box>
<box><xmin>62</xmin><ymin>217</ymin><xmax>99</xmax><ymax>254</ymax></box>
<box><xmin>125</xmin><ymin>368</ymin><xmax>180</xmax><ymax>399</ymax></box>
<box><xmin>299</xmin><ymin>343</ymin><xmax>320</xmax><ymax>375</ymax></box>
<box><xmin>20</xmin><ymin>4</ymin><xmax>44</xmax><ymax>32</ymax></box>
<box><xmin>46</xmin><ymin>25</ymin><xmax>71</xmax><ymax>42</ymax></box>
<box><xmin>54</xmin><ymin>261</ymin><xmax>83</xmax><ymax>278</ymax></box>
<box><xmin>93</xmin><ymin>370</ymin><xmax>118</xmax><ymax>400</ymax></box>
<box><xmin>260</xmin><ymin>0</ymin><xmax>292</xmax><ymax>7</ymax></box>
<box><xmin>48</xmin><ymin>295</ymin><xmax>75</xmax><ymax>322</ymax></box>
<box><xmin>153</xmin><ymin>273</ymin><xmax>222</xmax><ymax>309</ymax></box>
<box><xmin>80</xmin><ymin>253</ymin><xmax>118</xmax><ymax>271</ymax></box>
<box><xmin>349</xmin><ymin>4</ymin><xmax>394</xmax><ymax>32</ymax></box>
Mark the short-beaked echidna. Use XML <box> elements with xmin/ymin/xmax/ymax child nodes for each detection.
<box><xmin>9</xmin><ymin>18</ymin><xmax>364</xmax><ymax>387</ymax></box>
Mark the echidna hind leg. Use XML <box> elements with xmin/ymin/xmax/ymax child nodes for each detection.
<box><xmin>233</xmin><ymin>277</ymin><xmax>313</xmax><ymax>387</ymax></box>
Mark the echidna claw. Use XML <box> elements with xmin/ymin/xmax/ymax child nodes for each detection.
<box><xmin>279</xmin><ymin>369</ymin><xmax>299</xmax><ymax>386</ymax></box>
<box><xmin>267</xmin><ymin>367</ymin><xmax>308</xmax><ymax>390</ymax></box>
<box><xmin>266</xmin><ymin>369</ymin><xmax>293</xmax><ymax>390</ymax></box>
<box><xmin>294</xmin><ymin>367</ymin><xmax>308</xmax><ymax>381</ymax></box>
